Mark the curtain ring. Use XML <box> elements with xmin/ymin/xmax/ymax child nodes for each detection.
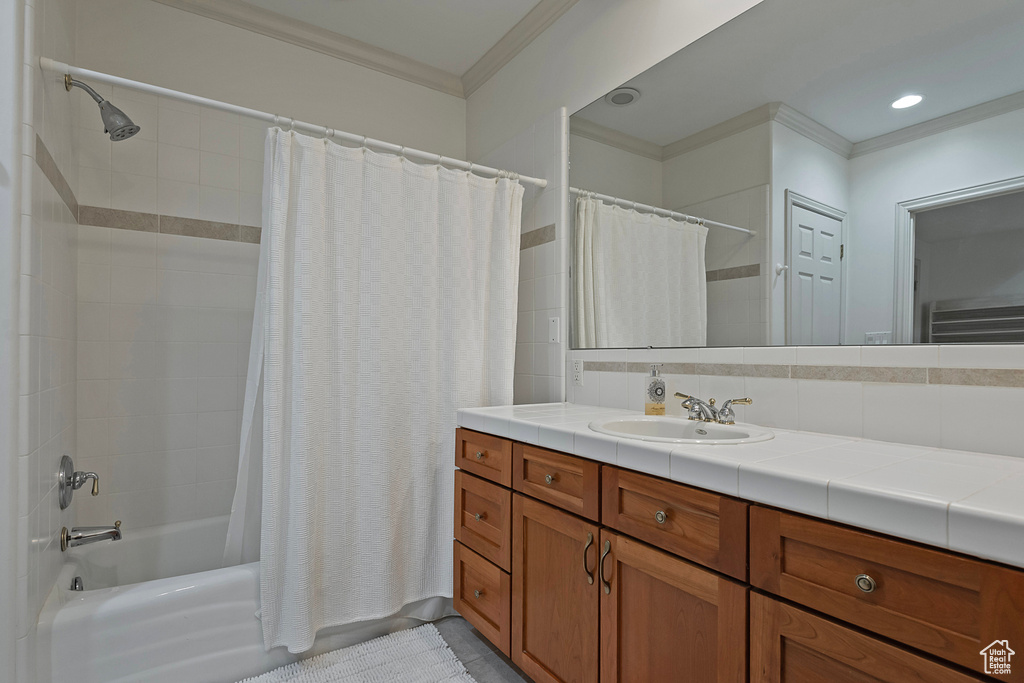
<box><xmin>324</xmin><ymin>128</ymin><xmax>334</xmax><ymax>142</ymax></box>
<box><xmin>468</xmin><ymin>163</ymin><xmax>476</xmax><ymax>175</ymax></box>
<box><xmin>360</xmin><ymin>136</ymin><xmax>368</xmax><ymax>150</ymax></box>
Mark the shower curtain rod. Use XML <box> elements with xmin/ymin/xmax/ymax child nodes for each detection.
<box><xmin>570</xmin><ymin>186</ymin><xmax>755</xmax><ymax>236</ymax></box>
<box><xmin>40</xmin><ymin>58</ymin><xmax>548</xmax><ymax>189</ymax></box>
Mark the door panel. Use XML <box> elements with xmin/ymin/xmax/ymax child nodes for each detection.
<box><xmin>789</xmin><ymin>204</ymin><xmax>844</xmax><ymax>345</ymax></box>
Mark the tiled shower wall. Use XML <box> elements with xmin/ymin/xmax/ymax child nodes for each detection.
<box><xmin>477</xmin><ymin>108</ymin><xmax>570</xmax><ymax>405</ymax></box>
<box><xmin>75</xmin><ymin>228</ymin><xmax>257</xmax><ymax>527</ymax></box>
<box><xmin>567</xmin><ymin>344</ymin><xmax>1024</xmax><ymax>458</ymax></box>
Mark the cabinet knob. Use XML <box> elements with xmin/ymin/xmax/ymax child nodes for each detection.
<box><xmin>474</xmin><ymin>512</ymin><xmax>486</xmax><ymax>522</ymax></box>
<box><xmin>474</xmin><ymin>589</ymin><xmax>483</xmax><ymax>599</ymax></box>
<box><xmin>544</xmin><ymin>474</ymin><xmax>554</xmax><ymax>485</ymax></box>
<box><xmin>855</xmin><ymin>574</ymin><xmax>876</xmax><ymax>593</ymax></box>
<box><xmin>475</xmin><ymin>451</ymin><xmax>485</xmax><ymax>460</ymax></box>
<box><xmin>654</xmin><ymin>510</ymin><xmax>667</xmax><ymax>525</ymax></box>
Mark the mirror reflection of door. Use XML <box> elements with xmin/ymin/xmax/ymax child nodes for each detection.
<box><xmin>912</xmin><ymin>189</ymin><xmax>1024</xmax><ymax>344</ymax></box>
<box><xmin>787</xmin><ymin>196</ymin><xmax>846</xmax><ymax>345</ymax></box>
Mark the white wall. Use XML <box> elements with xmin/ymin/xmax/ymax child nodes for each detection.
<box><xmin>568</xmin><ymin>134</ymin><xmax>662</xmax><ymax>207</ymax></box>
<box><xmin>769</xmin><ymin>121</ymin><xmax>850</xmax><ymax>344</ymax></box>
<box><xmin>846</xmin><ymin>107</ymin><xmax>1024</xmax><ymax>343</ymax></box>
<box><xmin>466</xmin><ymin>0</ymin><xmax>763</xmax><ymax>160</ymax></box>
<box><xmin>662</xmin><ymin>122</ymin><xmax>771</xmax><ymax>211</ymax></box>
<box><xmin>76</xmin><ymin>0</ymin><xmax>466</xmax><ymax>160</ymax></box>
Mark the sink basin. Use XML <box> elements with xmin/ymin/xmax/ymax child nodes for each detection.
<box><xmin>589</xmin><ymin>416</ymin><xmax>774</xmax><ymax>445</ymax></box>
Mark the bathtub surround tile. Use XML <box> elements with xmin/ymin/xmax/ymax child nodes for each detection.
<box><xmin>705</xmin><ymin>263</ymin><xmax>760</xmax><ymax>281</ymax></box>
<box><xmin>928</xmin><ymin>367</ymin><xmax>1024</xmax><ymax>389</ymax></box>
<box><xmin>79</xmin><ymin>205</ymin><xmax>158</xmax><ymax>232</ymax></box>
<box><xmin>520</xmin><ymin>223</ymin><xmax>555</xmax><ymax>250</ymax></box>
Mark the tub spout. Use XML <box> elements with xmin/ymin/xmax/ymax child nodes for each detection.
<box><xmin>61</xmin><ymin>520</ymin><xmax>121</xmax><ymax>551</ymax></box>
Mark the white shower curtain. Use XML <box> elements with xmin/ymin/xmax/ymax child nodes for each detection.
<box><xmin>574</xmin><ymin>196</ymin><xmax>708</xmax><ymax>347</ymax></box>
<box><xmin>226</xmin><ymin>129</ymin><xmax>523</xmax><ymax>654</ymax></box>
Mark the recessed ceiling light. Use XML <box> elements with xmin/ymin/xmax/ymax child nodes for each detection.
<box><xmin>891</xmin><ymin>94</ymin><xmax>923</xmax><ymax>109</ymax></box>
<box><xmin>605</xmin><ymin>88</ymin><xmax>640</xmax><ymax>107</ymax></box>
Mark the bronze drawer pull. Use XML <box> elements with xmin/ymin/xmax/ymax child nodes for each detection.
<box><xmin>599</xmin><ymin>540</ymin><xmax>612</xmax><ymax>594</ymax></box>
<box><xmin>475</xmin><ymin>451</ymin><xmax>485</xmax><ymax>460</ymax></box>
<box><xmin>544</xmin><ymin>474</ymin><xmax>555</xmax><ymax>485</ymax></box>
<box><xmin>654</xmin><ymin>510</ymin><xmax>667</xmax><ymax>525</ymax></box>
<box><xmin>583</xmin><ymin>532</ymin><xmax>594</xmax><ymax>585</ymax></box>
<box><xmin>474</xmin><ymin>512</ymin><xmax>486</xmax><ymax>522</ymax></box>
<box><xmin>474</xmin><ymin>589</ymin><xmax>483</xmax><ymax>599</ymax></box>
<box><xmin>855</xmin><ymin>574</ymin><xmax>877</xmax><ymax>593</ymax></box>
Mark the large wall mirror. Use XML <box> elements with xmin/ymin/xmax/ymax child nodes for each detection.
<box><xmin>569</xmin><ymin>0</ymin><xmax>1024</xmax><ymax>349</ymax></box>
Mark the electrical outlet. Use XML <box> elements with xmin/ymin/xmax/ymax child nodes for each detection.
<box><xmin>572</xmin><ymin>360</ymin><xmax>584</xmax><ymax>386</ymax></box>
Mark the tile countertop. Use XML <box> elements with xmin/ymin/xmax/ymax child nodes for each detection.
<box><xmin>457</xmin><ymin>402</ymin><xmax>1024</xmax><ymax>570</ymax></box>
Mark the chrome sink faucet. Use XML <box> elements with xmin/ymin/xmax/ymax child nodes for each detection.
<box><xmin>674</xmin><ymin>393</ymin><xmax>752</xmax><ymax>424</ymax></box>
<box><xmin>61</xmin><ymin>521</ymin><xmax>122</xmax><ymax>551</ymax></box>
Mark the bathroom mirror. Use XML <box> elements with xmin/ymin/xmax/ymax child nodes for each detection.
<box><xmin>569</xmin><ymin>0</ymin><xmax>1024</xmax><ymax>348</ymax></box>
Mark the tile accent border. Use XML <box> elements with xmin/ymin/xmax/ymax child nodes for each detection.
<box><xmin>583</xmin><ymin>360</ymin><xmax>1024</xmax><ymax>389</ymax></box>
<box><xmin>36</xmin><ymin>134</ymin><xmax>78</xmax><ymax>218</ymax></box>
<box><xmin>34</xmin><ymin>134</ymin><xmax>261</xmax><ymax>243</ymax></box>
<box><xmin>520</xmin><ymin>223</ymin><xmax>555</xmax><ymax>250</ymax></box>
<box><xmin>706</xmin><ymin>263</ymin><xmax>760</xmax><ymax>282</ymax></box>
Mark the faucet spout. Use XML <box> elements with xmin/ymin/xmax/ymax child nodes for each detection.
<box><xmin>61</xmin><ymin>521</ymin><xmax>122</xmax><ymax>551</ymax></box>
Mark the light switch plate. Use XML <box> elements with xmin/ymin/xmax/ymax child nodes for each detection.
<box><xmin>548</xmin><ymin>317</ymin><xmax>560</xmax><ymax>343</ymax></box>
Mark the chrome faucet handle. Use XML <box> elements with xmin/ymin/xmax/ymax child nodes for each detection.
<box><xmin>718</xmin><ymin>398</ymin><xmax>753</xmax><ymax>425</ymax></box>
<box><xmin>675</xmin><ymin>392</ymin><xmax>716</xmax><ymax>422</ymax></box>
<box><xmin>72</xmin><ymin>470</ymin><xmax>100</xmax><ymax>496</ymax></box>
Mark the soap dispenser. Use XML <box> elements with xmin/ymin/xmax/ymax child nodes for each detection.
<box><xmin>645</xmin><ymin>364</ymin><xmax>666</xmax><ymax>415</ymax></box>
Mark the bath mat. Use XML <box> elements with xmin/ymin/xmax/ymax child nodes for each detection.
<box><xmin>237</xmin><ymin>623</ymin><xmax>477</xmax><ymax>683</ymax></box>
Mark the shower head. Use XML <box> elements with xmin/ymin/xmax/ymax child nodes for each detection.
<box><xmin>65</xmin><ymin>75</ymin><xmax>141</xmax><ymax>141</ymax></box>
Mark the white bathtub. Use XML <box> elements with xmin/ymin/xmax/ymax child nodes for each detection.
<box><xmin>37</xmin><ymin>516</ymin><xmax>452</xmax><ymax>683</ymax></box>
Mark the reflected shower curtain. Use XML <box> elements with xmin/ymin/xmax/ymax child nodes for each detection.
<box><xmin>226</xmin><ymin>129</ymin><xmax>523</xmax><ymax>653</ymax></box>
<box><xmin>574</xmin><ymin>196</ymin><xmax>708</xmax><ymax>347</ymax></box>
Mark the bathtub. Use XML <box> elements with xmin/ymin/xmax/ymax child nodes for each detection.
<box><xmin>37</xmin><ymin>516</ymin><xmax>452</xmax><ymax>683</ymax></box>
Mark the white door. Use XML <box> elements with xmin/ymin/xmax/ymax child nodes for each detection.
<box><xmin>789</xmin><ymin>204</ymin><xmax>843</xmax><ymax>344</ymax></box>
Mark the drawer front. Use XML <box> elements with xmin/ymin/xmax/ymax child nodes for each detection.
<box><xmin>750</xmin><ymin>506</ymin><xmax>1024</xmax><ymax>679</ymax></box>
<box><xmin>513</xmin><ymin>443</ymin><xmax>600</xmax><ymax>521</ymax></box>
<box><xmin>455</xmin><ymin>470</ymin><xmax>512</xmax><ymax>572</ymax></box>
<box><xmin>750</xmin><ymin>593</ymin><xmax>985</xmax><ymax>683</ymax></box>
<box><xmin>602</xmin><ymin>466</ymin><xmax>748</xmax><ymax>580</ymax></box>
<box><xmin>453</xmin><ymin>540</ymin><xmax>511</xmax><ymax>657</ymax></box>
<box><xmin>456</xmin><ymin>428</ymin><xmax>512</xmax><ymax>487</ymax></box>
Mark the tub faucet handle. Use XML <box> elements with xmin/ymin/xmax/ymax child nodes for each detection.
<box><xmin>73</xmin><ymin>470</ymin><xmax>100</xmax><ymax>496</ymax></box>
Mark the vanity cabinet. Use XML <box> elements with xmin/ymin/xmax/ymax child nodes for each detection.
<box><xmin>454</xmin><ymin>426</ymin><xmax>1024</xmax><ymax>682</ymax></box>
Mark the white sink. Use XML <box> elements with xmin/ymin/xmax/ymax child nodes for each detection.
<box><xmin>589</xmin><ymin>416</ymin><xmax>774</xmax><ymax>445</ymax></box>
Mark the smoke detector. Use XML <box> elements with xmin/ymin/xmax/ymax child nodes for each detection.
<box><xmin>605</xmin><ymin>87</ymin><xmax>640</xmax><ymax>107</ymax></box>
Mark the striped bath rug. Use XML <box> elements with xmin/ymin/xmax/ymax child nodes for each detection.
<box><xmin>237</xmin><ymin>623</ymin><xmax>477</xmax><ymax>683</ymax></box>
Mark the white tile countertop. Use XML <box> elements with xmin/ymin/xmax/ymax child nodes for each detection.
<box><xmin>457</xmin><ymin>402</ymin><xmax>1024</xmax><ymax>569</ymax></box>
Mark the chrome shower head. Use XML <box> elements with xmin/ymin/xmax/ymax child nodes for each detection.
<box><xmin>65</xmin><ymin>75</ymin><xmax>141</xmax><ymax>141</ymax></box>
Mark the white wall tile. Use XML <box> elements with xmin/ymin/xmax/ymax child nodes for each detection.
<box><xmin>797</xmin><ymin>380</ymin><xmax>863</xmax><ymax>437</ymax></box>
<box><xmin>862</xmin><ymin>383</ymin><xmax>941</xmax><ymax>447</ymax></box>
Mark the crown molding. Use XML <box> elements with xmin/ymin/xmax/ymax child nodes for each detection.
<box><xmin>662</xmin><ymin>104</ymin><xmax>775</xmax><ymax>161</ymax></box>
<box><xmin>772</xmin><ymin>103</ymin><xmax>854</xmax><ymax>158</ymax></box>
<box><xmin>850</xmin><ymin>90</ymin><xmax>1024</xmax><ymax>158</ymax></box>
<box><xmin>150</xmin><ymin>0</ymin><xmax>465</xmax><ymax>97</ymax></box>
<box><xmin>462</xmin><ymin>0</ymin><xmax>578</xmax><ymax>98</ymax></box>
<box><xmin>569</xmin><ymin>116</ymin><xmax>663</xmax><ymax>160</ymax></box>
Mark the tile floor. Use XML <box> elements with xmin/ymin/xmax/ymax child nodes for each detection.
<box><xmin>435</xmin><ymin>617</ymin><xmax>531</xmax><ymax>682</ymax></box>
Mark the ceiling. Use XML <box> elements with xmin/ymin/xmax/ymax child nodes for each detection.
<box><xmin>573</xmin><ymin>0</ymin><xmax>1024</xmax><ymax>147</ymax></box>
<box><xmin>238</xmin><ymin>0</ymin><xmax>540</xmax><ymax>75</ymax></box>
<box><xmin>916</xmin><ymin>190</ymin><xmax>1024</xmax><ymax>243</ymax></box>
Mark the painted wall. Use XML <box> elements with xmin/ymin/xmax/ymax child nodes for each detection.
<box><xmin>76</xmin><ymin>0</ymin><xmax>467</xmax><ymax>160</ymax></box>
<box><xmin>769</xmin><ymin>121</ymin><xmax>850</xmax><ymax>344</ymax></box>
<box><xmin>568</xmin><ymin>134</ymin><xmax>662</xmax><ymax>207</ymax></box>
<box><xmin>846</xmin><ymin>107</ymin><xmax>1024</xmax><ymax>343</ymax></box>
<box><xmin>916</xmin><ymin>229</ymin><xmax>1024</xmax><ymax>310</ymax></box>
<box><xmin>466</xmin><ymin>0</ymin><xmax>763</xmax><ymax>160</ymax></box>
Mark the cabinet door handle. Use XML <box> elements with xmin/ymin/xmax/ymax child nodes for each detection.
<box><xmin>475</xmin><ymin>451</ymin><xmax>485</xmax><ymax>460</ymax></box>
<box><xmin>599</xmin><ymin>539</ymin><xmax>612</xmax><ymax>595</ymax></box>
<box><xmin>654</xmin><ymin>510</ymin><xmax>667</xmax><ymax>525</ymax></box>
<box><xmin>544</xmin><ymin>474</ymin><xmax>555</xmax><ymax>485</ymax></box>
<box><xmin>855</xmin><ymin>574</ymin><xmax>877</xmax><ymax>593</ymax></box>
<box><xmin>474</xmin><ymin>512</ymin><xmax>486</xmax><ymax>522</ymax></box>
<box><xmin>583</xmin><ymin>532</ymin><xmax>594</xmax><ymax>585</ymax></box>
<box><xmin>474</xmin><ymin>589</ymin><xmax>483</xmax><ymax>599</ymax></box>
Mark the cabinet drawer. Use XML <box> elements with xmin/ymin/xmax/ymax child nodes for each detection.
<box><xmin>750</xmin><ymin>506</ymin><xmax>1024</xmax><ymax>679</ymax></box>
<box><xmin>456</xmin><ymin>428</ymin><xmax>512</xmax><ymax>487</ymax></box>
<box><xmin>455</xmin><ymin>470</ymin><xmax>512</xmax><ymax>572</ymax></box>
<box><xmin>453</xmin><ymin>540</ymin><xmax>511</xmax><ymax>657</ymax></box>
<box><xmin>513</xmin><ymin>443</ymin><xmax>600</xmax><ymax>521</ymax></box>
<box><xmin>750</xmin><ymin>592</ymin><xmax>984</xmax><ymax>683</ymax></box>
<box><xmin>602</xmin><ymin>466</ymin><xmax>748</xmax><ymax>580</ymax></box>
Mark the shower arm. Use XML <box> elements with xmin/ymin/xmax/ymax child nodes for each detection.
<box><xmin>65</xmin><ymin>74</ymin><xmax>104</xmax><ymax>104</ymax></box>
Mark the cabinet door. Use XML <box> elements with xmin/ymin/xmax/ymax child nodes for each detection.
<box><xmin>600</xmin><ymin>530</ymin><xmax>748</xmax><ymax>683</ymax></box>
<box><xmin>513</xmin><ymin>494</ymin><xmax>600</xmax><ymax>683</ymax></box>
<box><xmin>750</xmin><ymin>592</ymin><xmax>985</xmax><ymax>683</ymax></box>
